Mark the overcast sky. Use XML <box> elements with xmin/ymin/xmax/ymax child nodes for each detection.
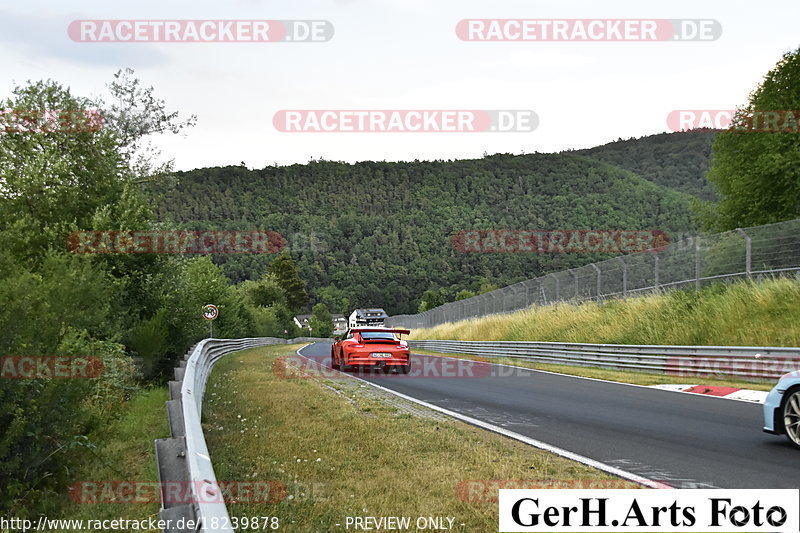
<box><xmin>2</xmin><ymin>0</ymin><xmax>798</xmax><ymax>170</ymax></box>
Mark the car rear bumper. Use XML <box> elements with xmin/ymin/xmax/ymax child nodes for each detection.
<box><xmin>344</xmin><ymin>351</ymin><xmax>410</xmax><ymax>368</ymax></box>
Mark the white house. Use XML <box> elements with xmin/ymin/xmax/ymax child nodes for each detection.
<box><xmin>293</xmin><ymin>314</ymin><xmax>312</xmax><ymax>329</ymax></box>
<box><xmin>294</xmin><ymin>313</ymin><xmax>348</xmax><ymax>334</ymax></box>
<box><xmin>348</xmin><ymin>308</ymin><xmax>388</xmax><ymax>328</ymax></box>
<box><xmin>332</xmin><ymin>314</ymin><xmax>348</xmax><ymax>334</ymax></box>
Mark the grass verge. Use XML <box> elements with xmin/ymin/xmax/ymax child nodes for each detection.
<box><xmin>203</xmin><ymin>344</ymin><xmax>635</xmax><ymax>532</ymax></box>
<box><xmin>48</xmin><ymin>387</ymin><xmax>169</xmax><ymax>528</ymax></box>
<box><xmin>409</xmin><ymin>279</ymin><xmax>800</xmax><ymax>347</ymax></box>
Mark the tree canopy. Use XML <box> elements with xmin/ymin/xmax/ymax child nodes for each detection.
<box><xmin>699</xmin><ymin>48</ymin><xmax>800</xmax><ymax>230</ymax></box>
<box><xmin>158</xmin><ymin>150</ymin><xmax>700</xmax><ymax>314</ymax></box>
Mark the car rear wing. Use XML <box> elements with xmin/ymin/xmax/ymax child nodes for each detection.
<box><xmin>351</xmin><ymin>328</ymin><xmax>411</xmax><ymax>336</ymax></box>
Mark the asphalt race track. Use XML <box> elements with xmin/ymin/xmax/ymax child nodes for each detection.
<box><xmin>299</xmin><ymin>343</ymin><xmax>800</xmax><ymax>488</ymax></box>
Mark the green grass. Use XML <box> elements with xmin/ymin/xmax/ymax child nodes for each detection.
<box><xmin>410</xmin><ymin>279</ymin><xmax>800</xmax><ymax>347</ymax></box>
<box><xmin>203</xmin><ymin>344</ymin><xmax>634</xmax><ymax>532</ymax></box>
<box><xmin>45</xmin><ymin>387</ymin><xmax>169</xmax><ymax>530</ymax></box>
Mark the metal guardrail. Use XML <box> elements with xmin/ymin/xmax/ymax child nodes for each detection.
<box><xmin>155</xmin><ymin>337</ymin><xmax>330</xmax><ymax>533</ymax></box>
<box><xmin>410</xmin><ymin>340</ymin><xmax>800</xmax><ymax>381</ymax></box>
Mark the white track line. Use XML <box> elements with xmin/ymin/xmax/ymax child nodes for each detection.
<box><xmin>296</xmin><ymin>345</ymin><xmax>671</xmax><ymax>490</ymax></box>
<box><xmin>414</xmin><ymin>349</ymin><xmax>769</xmax><ymax>404</ymax></box>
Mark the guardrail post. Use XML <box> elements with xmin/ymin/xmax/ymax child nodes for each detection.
<box><xmin>695</xmin><ymin>235</ymin><xmax>702</xmax><ymax>290</ymax></box>
<box><xmin>736</xmin><ymin>228</ymin><xmax>752</xmax><ymax>278</ymax></box>
<box><xmin>591</xmin><ymin>263</ymin><xmax>601</xmax><ymax>300</ymax></box>
<box><xmin>617</xmin><ymin>257</ymin><xmax>628</xmax><ymax>299</ymax></box>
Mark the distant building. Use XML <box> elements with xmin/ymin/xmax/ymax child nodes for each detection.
<box><xmin>332</xmin><ymin>314</ymin><xmax>348</xmax><ymax>334</ymax></box>
<box><xmin>295</xmin><ymin>313</ymin><xmax>348</xmax><ymax>334</ymax></box>
<box><xmin>293</xmin><ymin>314</ymin><xmax>312</xmax><ymax>330</ymax></box>
<box><xmin>348</xmin><ymin>308</ymin><xmax>388</xmax><ymax>328</ymax></box>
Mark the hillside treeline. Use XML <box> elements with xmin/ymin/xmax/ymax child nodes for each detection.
<box><xmin>159</xmin><ymin>154</ymin><xmax>698</xmax><ymax>315</ymax></box>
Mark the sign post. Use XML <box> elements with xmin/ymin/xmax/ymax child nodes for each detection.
<box><xmin>202</xmin><ymin>304</ymin><xmax>218</xmax><ymax>338</ymax></box>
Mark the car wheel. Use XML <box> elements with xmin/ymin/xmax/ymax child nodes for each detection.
<box><xmin>783</xmin><ymin>389</ymin><xmax>800</xmax><ymax>448</ymax></box>
<box><xmin>340</xmin><ymin>352</ymin><xmax>351</xmax><ymax>372</ymax></box>
<box><xmin>331</xmin><ymin>349</ymin><xmax>339</xmax><ymax>370</ymax></box>
<box><xmin>400</xmin><ymin>361</ymin><xmax>411</xmax><ymax>374</ymax></box>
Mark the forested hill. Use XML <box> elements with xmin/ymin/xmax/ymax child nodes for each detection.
<box><xmin>157</xmin><ymin>149</ymin><xmax>698</xmax><ymax>315</ymax></box>
<box><xmin>573</xmin><ymin>131</ymin><xmax>716</xmax><ymax>200</ymax></box>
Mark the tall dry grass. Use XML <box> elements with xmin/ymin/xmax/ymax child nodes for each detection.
<box><xmin>410</xmin><ymin>279</ymin><xmax>800</xmax><ymax>347</ymax></box>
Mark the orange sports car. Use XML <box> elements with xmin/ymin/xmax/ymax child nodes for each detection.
<box><xmin>331</xmin><ymin>327</ymin><xmax>412</xmax><ymax>374</ymax></box>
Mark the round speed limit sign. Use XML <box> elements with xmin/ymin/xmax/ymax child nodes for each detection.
<box><xmin>202</xmin><ymin>304</ymin><xmax>219</xmax><ymax>321</ymax></box>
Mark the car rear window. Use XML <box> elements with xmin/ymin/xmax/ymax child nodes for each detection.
<box><xmin>359</xmin><ymin>332</ymin><xmax>397</xmax><ymax>340</ymax></box>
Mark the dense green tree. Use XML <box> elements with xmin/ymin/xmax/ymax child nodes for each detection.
<box><xmin>127</xmin><ymin>309</ymin><xmax>170</xmax><ymax>379</ymax></box>
<box><xmin>309</xmin><ymin>303</ymin><xmax>334</xmax><ymax>337</ymax></box>
<box><xmin>455</xmin><ymin>289</ymin><xmax>476</xmax><ymax>301</ymax></box>
<box><xmin>698</xmin><ymin>48</ymin><xmax>800</xmax><ymax>230</ymax></box>
<box><xmin>316</xmin><ymin>285</ymin><xmax>351</xmax><ymax>315</ymax></box>
<box><xmin>246</xmin><ymin>305</ymin><xmax>284</xmax><ymax>337</ymax></box>
<box><xmin>239</xmin><ymin>273</ymin><xmax>287</xmax><ymax>308</ymax></box>
<box><xmin>0</xmin><ymin>72</ymin><xmax>201</xmax><ymax>515</ymax></box>
<box><xmin>268</xmin><ymin>251</ymin><xmax>309</xmax><ymax>312</ymax></box>
<box><xmin>418</xmin><ymin>288</ymin><xmax>448</xmax><ymax>312</ymax></box>
<box><xmin>478</xmin><ymin>280</ymin><xmax>499</xmax><ymax>294</ymax></box>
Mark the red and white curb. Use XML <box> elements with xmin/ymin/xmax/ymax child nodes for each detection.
<box><xmin>649</xmin><ymin>384</ymin><xmax>768</xmax><ymax>403</ymax></box>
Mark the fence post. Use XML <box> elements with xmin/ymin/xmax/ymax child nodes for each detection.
<box><xmin>617</xmin><ymin>256</ymin><xmax>628</xmax><ymax>299</ymax></box>
<box><xmin>654</xmin><ymin>254</ymin><xmax>660</xmax><ymax>289</ymax></box>
<box><xmin>591</xmin><ymin>263</ymin><xmax>601</xmax><ymax>300</ymax></box>
<box><xmin>571</xmin><ymin>269</ymin><xmax>579</xmax><ymax>301</ymax></box>
<box><xmin>695</xmin><ymin>235</ymin><xmax>702</xmax><ymax>290</ymax></box>
<box><xmin>549</xmin><ymin>273</ymin><xmax>560</xmax><ymax>301</ymax></box>
<box><xmin>735</xmin><ymin>228</ymin><xmax>752</xmax><ymax>278</ymax></box>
